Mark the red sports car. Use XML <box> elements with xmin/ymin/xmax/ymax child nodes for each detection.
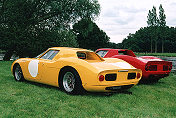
<box><xmin>96</xmin><ymin>49</ymin><xmax>172</xmax><ymax>82</ymax></box>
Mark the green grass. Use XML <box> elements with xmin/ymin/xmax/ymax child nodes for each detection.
<box><xmin>0</xmin><ymin>61</ymin><xmax>176</xmax><ymax>117</ymax></box>
<box><xmin>135</xmin><ymin>52</ymin><xmax>176</xmax><ymax>57</ymax></box>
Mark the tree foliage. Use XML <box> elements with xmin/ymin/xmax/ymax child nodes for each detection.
<box><xmin>0</xmin><ymin>0</ymin><xmax>100</xmax><ymax>60</ymax></box>
<box><xmin>159</xmin><ymin>4</ymin><xmax>166</xmax><ymax>27</ymax></box>
<box><xmin>73</xmin><ymin>18</ymin><xmax>110</xmax><ymax>50</ymax></box>
<box><xmin>121</xmin><ymin>26</ymin><xmax>176</xmax><ymax>53</ymax></box>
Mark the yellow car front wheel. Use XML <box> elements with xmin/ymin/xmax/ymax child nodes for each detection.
<box><xmin>14</xmin><ymin>64</ymin><xmax>24</xmax><ymax>81</ymax></box>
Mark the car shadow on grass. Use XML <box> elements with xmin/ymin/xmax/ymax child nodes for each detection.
<box><xmin>138</xmin><ymin>79</ymin><xmax>166</xmax><ymax>85</ymax></box>
<box><xmin>85</xmin><ymin>91</ymin><xmax>133</xmax><ymax>97</ymax></box>
<box><xmin>16</xmin><ymin>79</ymin><xmax>133</xmax><ymax>97</ymax></box>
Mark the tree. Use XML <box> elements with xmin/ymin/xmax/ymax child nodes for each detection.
<box><xmin>147</xmin><ymin>6</ymin><xmax>159</xmax><ymax>53</ymax></box>
<box><xmin>0</xmin><ymin>0</ymin><xmax>100</xmax><ymax>60</ymax></box>
<box><xmin>121</xmin><ymin>26</ymin><xmax>176</xmax><ymax>53</ymax></box>
<box><xmin>147</xmin><ymin>10</ymin><xmax>153</xmax><ymax>53</ymax></box>
<box><xmin>147</xmin><ymin>10</ymin><xmax>154</xmax><ymax>26</ymax></box>
<box><xmin>158</xmin><ymin>4</ymin><xmax>166</xmax><ymax>53</ymax></box>
<box><xmin>147</xmin><ymin>10</ymin><xmax>154</xmax><ymax>53</ymax></box>
<box><xmin>159</xmin><ymin>4</ymin><xmax>166</xmax><ymax>27</ymax></box>
<box><xmin>107</xmin><ymin>42</ymin><xmax>121</xmax><ymax>49</ymax></box>
<box><xmin>73</xmin><ymin>18</ymin><xmax>110</xmax><ymax>50</ymax></box>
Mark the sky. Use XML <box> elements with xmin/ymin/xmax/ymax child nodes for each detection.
<box><xmin>96</xmin><ymin>0</ymin><xmax>176</xmax><ymax>43</ymax></box>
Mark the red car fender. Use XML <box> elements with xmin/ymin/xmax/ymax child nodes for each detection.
<box><xmin>112</xmin><ymin>55</ymin><xmax>146</xmax><ymax>70</ymax></box>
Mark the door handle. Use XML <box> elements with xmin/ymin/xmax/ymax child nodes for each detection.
<box><xmin>38</xmin><ymin>62</ymin><xmax>44</xmax><ymax>65</ymax></box>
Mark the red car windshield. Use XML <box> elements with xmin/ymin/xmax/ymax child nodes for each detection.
<box><xmin>96</xmin><ymin>50</ymin><xmax>108</xmax><ymax>57</ymax></box>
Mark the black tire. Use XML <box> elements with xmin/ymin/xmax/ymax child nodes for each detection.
<box><xmin>59</xmin><ymin>68</ymin><xmax>84</xmax><ymax>94</ymax></box>
<box><xmin>13</xmin><ymin>64</ymin><xmax>24</xmax><ymax>81</ymax></box>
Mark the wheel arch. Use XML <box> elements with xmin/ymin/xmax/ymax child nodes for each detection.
<box><xmin>12</xmin><ymin>63</ymin><xmax>20</xmax><ymax>75</ymax></box>
<box><xmin>58</xmin><ymin>66</ymin><xmax>81</xmax><ymax>87</ymax></box>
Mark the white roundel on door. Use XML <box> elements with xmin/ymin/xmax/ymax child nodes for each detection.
<box><xmin>28</xmin><ymin>60</ymin><xmax>39</xmax><ymax>77</ymax></box>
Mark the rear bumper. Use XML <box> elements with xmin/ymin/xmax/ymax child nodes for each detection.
<box><xmin>83</xmin><ymin>80</ymin><xmax>139</xmax><ymax>92</ymax></box>
<box><xmin>142</xmin><ymin>71</ymin><xmax>170</xmax><ymax>80</ymax></box>
<box><xmin>105</xmin><ymin>85</ymin><xmax>134</xmax><ymax>91</ymax></box>
<box><xmin>149</xmin><ymin>74</ymin><xmax>169</xmax><ymax>79</ymax></box>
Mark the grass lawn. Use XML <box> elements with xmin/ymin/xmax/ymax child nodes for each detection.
<box><xmin>0</xmin><ymin>61</ymin><xmax>176</xmax><ymax>117</ymax></box>
<box><xmin>135</xmin><ymin>52</ymin><xmax>176</xmax><ymax>57</ymax></box>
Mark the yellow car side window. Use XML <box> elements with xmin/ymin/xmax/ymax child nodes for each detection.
<box><xmin>40</xmin><ymin>50</ymin><xmax>59</xmax><ymax>60</ymax></box>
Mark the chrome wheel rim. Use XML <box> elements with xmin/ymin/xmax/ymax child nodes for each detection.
<box><xmin>15</xmin><ymin>65</ymin><xmax>22</xmax><ymax>81</ymax></box>
<box><xmin>63</xmin><ymin>72</ymin><xmax>75</xmax><ymax>92</ymax></box>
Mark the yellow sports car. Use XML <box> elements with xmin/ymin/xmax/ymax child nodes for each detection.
<box><xmin>11</xmin><ymin>47</ymin><xmax>142</xmax><ymax>94</ymax></box>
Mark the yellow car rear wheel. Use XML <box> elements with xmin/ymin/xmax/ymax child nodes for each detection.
<box><xmin>59</xmin><ymin>67</ymin><xmax>84</xmax><ymax>94</ymax></box>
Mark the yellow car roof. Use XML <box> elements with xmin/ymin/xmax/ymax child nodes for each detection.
<box><xmin>49</xmin><ymin>47</ymin><xmax>93</xmax><ymax>52</ymax></box>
